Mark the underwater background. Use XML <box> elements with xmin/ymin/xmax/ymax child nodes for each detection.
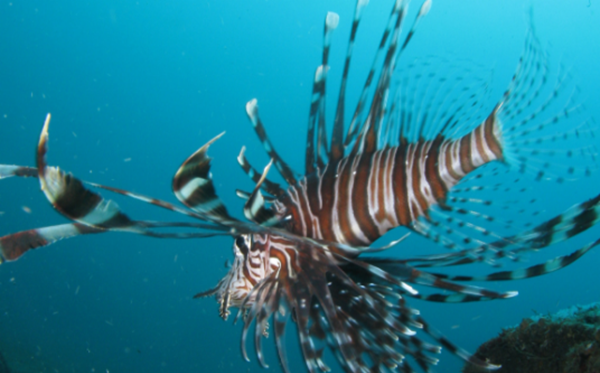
<box><xmin>1</xmin><ymin>0</ymin><xmax>600</xmax><ymax>372</ymax></box>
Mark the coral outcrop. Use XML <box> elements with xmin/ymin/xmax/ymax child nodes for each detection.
<box><xmin>463</xmin><ymin>303</ymin><xmax>600</xmax><ymax>373</ymax></box>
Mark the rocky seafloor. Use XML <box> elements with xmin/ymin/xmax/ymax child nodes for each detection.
<box><xmin>463</xmin><ymin>302</ymin><xmax>600</xmax><ymax>373</ymax></box>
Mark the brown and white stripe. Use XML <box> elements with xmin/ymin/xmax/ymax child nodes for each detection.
<box><xmin>278</xmin><ymin>111</ymin><xmax>504</xmax><ymax>247</ymax></box>
<box><xmin>0</xmin><ymin>223</ymin><xmax>104</xmax><ymax>263</ymax></box>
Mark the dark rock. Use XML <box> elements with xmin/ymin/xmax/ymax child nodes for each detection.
<box><xmin>463</xmin><ymin>303</ymin><xmax>600</xmax><ymax>373</ymax></box>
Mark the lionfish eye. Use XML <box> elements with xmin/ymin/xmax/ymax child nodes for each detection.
<box><xmin>234</xmin><ymin>235</ymin><xmax>249</xmax><ymax>255</ymax></box>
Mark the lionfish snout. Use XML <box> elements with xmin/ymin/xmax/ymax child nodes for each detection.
<box><xmin>195</xmin><ymin>234</ymin><xmax>274</xmax><ymax>321</ymax></box>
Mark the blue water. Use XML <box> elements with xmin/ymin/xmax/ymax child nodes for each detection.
<box><xmin>1</xmin><ymin>0</ymin><xmax>599</xmax><ymax>372</ymax></box>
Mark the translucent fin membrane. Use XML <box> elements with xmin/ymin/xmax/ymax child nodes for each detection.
<box><xmin>494</xmin><ymin>30</ymin><xmax>598</xmax><ymax>183</ymax></box>
<box><xmin>388</xmin><ymin>56</ymin><xmax>492</xmax><ymax>145</ymax></box>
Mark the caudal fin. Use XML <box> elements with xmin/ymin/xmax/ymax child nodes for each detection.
<box><xmin>482</xmin><ymin>27</ymin><xmax>597</xmax><ymax>183</ymax></box>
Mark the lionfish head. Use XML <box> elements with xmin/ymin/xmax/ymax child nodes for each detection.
<box><xmin>196</xmin><ymin>234</ymin><xmax>276</xmax><ymax>321</ymax></box>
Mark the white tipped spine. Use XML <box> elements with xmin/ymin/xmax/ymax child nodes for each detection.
<box><xmin>394</xmin><ymin>0</ymin><xmax>403</xmax><ymax>11</ymax></box>
<box><xmin>419</xmin><ymin>0</ymin><xmax>432</xmax><ymax>16</ymax></box>
<box><xmin>314</xmin><ymin>65</ymin><xmax>330</xmax><ymax>83</ymax></box>
<box><xmin>245</xmin><ymin>98</ymin><xmax>258</xmax><ymax>125</ymax></box>
<box><xmin>326</xmin><ymin>12</ymin><xmax>339</xmax><ymax>30</ymax></box>
<box><xmin>355</xmin><ymin>0</ymin><xmax>369</xmax><ymax>20</ymax></box>
<box><xmin>237</xmin><ymin>146</ymin><xmax>246</xmax><ymax>165</ymax></box>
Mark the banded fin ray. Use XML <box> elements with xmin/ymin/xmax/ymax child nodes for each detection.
<box><xmin>273</xmin><ymin>299</ymin><xmax>292</xmax><ymax>373</ymax></box>
<box><xmin>0</xmin><ymin>165</ymin><xmax>38</xmax><ymax>179</ymax></box>
<box><xmin>245</xmin><ymin>99</ymin><xmax>298</xmax><ymax>185</ymax></box>
<box><xmin>0</xmin><ymin>223</ymin><xmax>104</xmax><ymax>263</ymax></box>
<box><xmin>36</xmin><ymin>114</ymin><xmax>143</xmax><ymax>232</ymax></box>
<box><xmin>172</xmin><ymin>132</ymin><xmax>239</xmax><ymax>225</ymax></box>
<box><xmin>243</xmin><ymin>160</ymin><xmax>280</xmax><ymax>226</ymax></box>
<box><xmin>35</xmin><ymin>115</ymin><xmax>238</xmax><ymax>236</ymax></box>
<box><xmin>340</xmin><ymin>255</ymin><xmax>517</xmax><ymax>301</ymax></box>
<box><xmin>410</xmin><ymin>235</ymin><xmax>597</xmax><ymax>308</ymax></box>
<box><xmin>306</xmin><ymin>64</ymin><xmax>329</xmax><ymax>175</ymax></box>
<box><xmin>326</xmin><ymin>247</ymin><xmax>501</xmax><ymax>370</ymax></box>
<box><xmin>0</xmin><ymin>220</ymin><xmax>231</xmax><ymax>265</ymax></box>
<box><xmin>237</xmin><ymin>146</ymin><xmax>284</xmax><ymax>197</ymax></box>
<box><xmin>329</xmin><ymin>0</ymin><xmax>370</xmax><ymax>164</ymax></box>
<box><xmin>234</xmin><ymin>234</ymin><xmax>501</xmax><ymax>372</ymax></box>
<box><xmin>238</xmin><ymin>273</ymin><xmax>279</xmax><ymax>368</ymax></box>
<box><xmin>235</xmin><ymin>189</ymin><xmax>276</xmax><ymax>203</ymax></box>
<box><xmin>355</xmin><ymin>0</ymin><xmax>432</xmax><ymax>155</ymax></box>
<box><xmin>403</xmin><ymin>191</ymin><xmax>600</xmax><ymax>269</ymax></box>
<box><xmin>351</xmin><ymin>0</ymin><xmax>411</xmax><ymax>155</ymax></box>
<box><xmin>343</xmin><ymin>0</ymin><xmax>406</xmax><ymax>150</ymax></box>
<box><xmin>0</xmin><ymin>162</ymin><xmax>236</xmax><ymax>233</ymax></box>
<box><xmin>480</xmin><ymin>191</ymin><xmax>600</xmax><ymax>264</ymax></box>
<box><xmin>0</xmin><ymin>114</ymin><xmax>246</xmax><ymax>264</ymax></box>
<box><xmin>428</xmin><ymin>238</ymin><xmax>600</xmax><ymax>285</ymax></box>
<box><xmin>415</xmin><ymin>314</ymin><xmax>500</xmax><ymax>371</ymax></box>
<box><xmin>314</xmin><ymin>12</ymin><xmax>339</xmax><ymax>169</ymax></box>
<box><xmin>407</xmin><ymin>200</ymin><xmax>527</xmax><ymax>261</ymax></box>
<box><xmin>84</xmin><ymin>181</ymin><xmax>232</xmax><ymax>230</ymax></box>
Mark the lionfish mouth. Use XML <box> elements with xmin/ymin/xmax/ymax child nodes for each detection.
<box><xmin>193</xmin><ymin>258</ymin><xmax>251</xmax><ymax>321</ymax></box>
<box><xmin>194</xmin><ymin>233</ymin><xmax>280</xmax><ymax>322</ymax></box>
<box><xmin>193</xmin><ymin>277</ymin><xmax>234</xmax><ymax>321</ymax></box>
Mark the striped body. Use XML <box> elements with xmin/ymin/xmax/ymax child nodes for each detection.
<box><xmin>277</xmin><ymin>114</ymin><xmax>503</xmax><ymax>247</ymax></box>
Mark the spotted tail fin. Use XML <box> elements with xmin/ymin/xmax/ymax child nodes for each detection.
<box><xmin>477</xmin><ymin>27</ymin><xmax>597</xmax><ymax>183</ymax></box>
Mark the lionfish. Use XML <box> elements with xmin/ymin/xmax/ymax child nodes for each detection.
<box><xmin>1</xmin><ymin>0</ymin><xmax>599</xmax><ymax>371</ymax></box>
